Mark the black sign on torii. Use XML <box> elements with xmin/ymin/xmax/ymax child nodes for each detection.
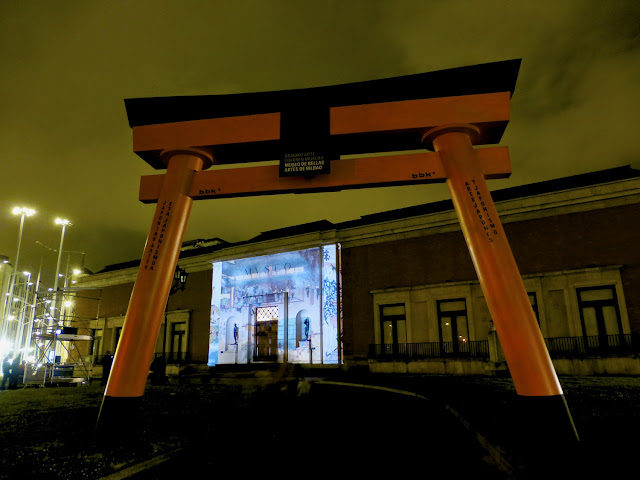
<box><xmin>125</xmin><ymin>59</ymin><xmax>520</xmax><ymax>171</ymax></box>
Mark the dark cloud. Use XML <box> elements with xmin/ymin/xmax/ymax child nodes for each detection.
<box><xmin>0</xmin><ymin>1</ymin><xmax>638</xmax><ymax>281</ymax></box>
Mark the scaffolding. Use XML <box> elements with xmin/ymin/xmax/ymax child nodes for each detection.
<box><xmin>24</xmin><ymin>287</ymin><xmax>101</xmax><ymax>386</ymax></box>
<box><xmin>24</xmin><ymin>327</ymin><xmax>93</xmax><ymax>386</ymax></box>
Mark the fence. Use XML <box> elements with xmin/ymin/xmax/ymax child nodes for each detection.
<box><xmin>368</xmin><ymin>340</ymin><xmax>489</xmax><ymax>360</ymax></box>
<box><xmin>369</xmin><ymin>334</ymin><xmax>640</xmax><ymax>361</ymax></box>
<box><xmin>545</xmin><ymin>334</ymin><xmax>640</xmax><ymax>358</ymax></box>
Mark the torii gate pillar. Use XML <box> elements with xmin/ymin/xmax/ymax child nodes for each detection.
<box><xmin>424</xmin><ymin>124</ymin><xmax>579</xmax><ymax>467</ymax></box>
<box><xmin>95</xmin><ymin>147</ymin><xmax>212</xmax><ymax>435</ymax></box>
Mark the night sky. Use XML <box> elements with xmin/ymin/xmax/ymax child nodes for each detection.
<box><xmin>1</xmin><ymin>1</ymin><xmax>639</xmax><ymax>284</ymax></box>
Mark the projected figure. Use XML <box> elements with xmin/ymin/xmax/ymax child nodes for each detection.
<box><xmin>303</xmin><ymin>318</ymin><xmax>310</xmax><ymax>340</ymax></box>
<box><xmin>233</xmin><ymin>324</ymin><xmax>238</xmax><ymax>345</ymax></box>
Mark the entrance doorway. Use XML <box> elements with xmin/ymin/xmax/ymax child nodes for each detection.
<box><xmin>254</xmin><ymin>306</ymin><xmax>279</xmax><ymax>361</ymax></box>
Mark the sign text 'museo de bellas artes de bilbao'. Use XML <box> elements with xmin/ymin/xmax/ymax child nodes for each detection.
<box><xmin>279</xmin><ymin>150</ymin><xmax>330</xmax><ymax>176</ymax></box>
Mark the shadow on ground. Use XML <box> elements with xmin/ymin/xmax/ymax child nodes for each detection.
<box><xmin>130</xmin><ymin>380</ymin><xmax>511</xmax><ymax>478</ymax></box>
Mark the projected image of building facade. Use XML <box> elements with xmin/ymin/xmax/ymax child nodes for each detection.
<box><xmin>208</xmin><ymin>245</ymin><xmax>340</xmax><ymax>366</ymax></box>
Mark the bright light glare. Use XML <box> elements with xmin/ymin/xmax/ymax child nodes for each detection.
<box><xmin>63</xmin><ymin>301</ymin><xmax>73</xmax><ymax>308</ymax></box>
<box><xmin>0</xmin><ymin>339</ymin><xmax>13</xmax><ymax>357</ymax></box>
<box><xmin>55</xmin><ymin>218</ymin><xmax>72</xmax><ymax>226</ymax></box>
<box><xmin>23</xmin><ymin>271</ymin><xmax>30</xmax><ymax>276</ymax></box>
<box><xmin>72</xmin><ymin>269</ymin><xmax>82</xmax><ymax>275</ymax></box>
<box><xmin>12</xmin><ymin>207</ymin><xmax>36</xmax><ymax>216</ymax></box>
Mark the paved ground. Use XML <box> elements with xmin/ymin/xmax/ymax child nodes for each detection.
<box><xmin>2</xmin><ymin>373</ymin><xmax>638</xmax><ymax>479</ymax></box>
<box><xmin>126</xmin><ymin>380</ymin><xmax>512</xmax><ymax>478</ymax></box>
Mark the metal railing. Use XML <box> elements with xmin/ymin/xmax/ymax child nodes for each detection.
<box><xmin>152</xmin><ymin>351</ymin><xmax>208</xmax><ymax>364</ymax></box>
<box><xmin>545</xmin><ymin>334</ymin><xmax>640</xmax><ymax>358</ymax></box>
<box><xmin>369</xmin><ymin>334</ymin><xmax>639</xmax><ymax>361</ymax></box>
<box><xmin>368</xmin><ymin>340</ymin><xmax>489</xmax><ymax>360</ymax></box>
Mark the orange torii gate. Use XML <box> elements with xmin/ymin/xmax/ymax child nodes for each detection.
<box><xmin>96</xmin><ymin>60</ymin><xmax>579</xmax><ymax>447</ymax></box>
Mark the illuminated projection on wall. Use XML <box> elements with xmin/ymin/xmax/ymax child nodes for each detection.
<box><xmin>208</xmin><ymin>245</ymin><xmax>341</xmax><ymax>366</ymax></box>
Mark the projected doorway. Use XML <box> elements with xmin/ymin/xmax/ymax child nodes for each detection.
<box><xmin>255</xmin><ymin>306</ymin><xmax>279</xmax><ymax>361</ymax></box>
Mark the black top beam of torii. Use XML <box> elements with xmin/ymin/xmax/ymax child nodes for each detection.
<box><xmin>124</xmin><ymin>59</ymin><xmax>521</xmax><ymax>170</ymax></box>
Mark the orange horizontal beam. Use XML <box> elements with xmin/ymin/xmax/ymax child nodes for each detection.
<box><xmin>132</xmin><ymin>112</ymin><xmax>281</xmax><ymax>153</ymax></box>
<box><xmin>330</xmin><ymin>92</ymin><xmax>510</xmax><ymax>137</ymax></box>
<box><xmin>139</xmin><ymin>146</ymin><xmax>510</xmax><ymax>203</ymax></box>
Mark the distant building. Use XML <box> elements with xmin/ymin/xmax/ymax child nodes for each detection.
<box><xmin>73</xmin><ymin>166</ymin><xmax>640</xmax><ymax>377</ymax></box>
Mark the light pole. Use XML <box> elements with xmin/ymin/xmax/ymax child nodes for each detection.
<box><xmin>1</xmin><ymin>207</ymin><xmax>36</xmax><ymax>348</ymax></box>
<box><xmin>23</xmin><ymin>262</ymin><xmax>42</xmax><ymax>361</ymax></box>
<box><xmin>0</xmin><ymin>256</ymin><xmax>12</xmax><ymax>333</ymax></box>
<box><xmin>14</xmin><ymin>272</ymin><xmax>32</xmax><ymax>352</ymax></box>
<box><xmin>52</xmin><ymin>218</ymin><xmax>71</xmax><ymax>362</ymax></box>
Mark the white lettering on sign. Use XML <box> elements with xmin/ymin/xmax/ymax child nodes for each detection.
<box><xmin>280</xmin><ymin>151</ymin><xmax>329</xmax><ymax>176</ymax></box>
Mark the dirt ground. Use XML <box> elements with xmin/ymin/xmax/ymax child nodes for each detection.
<box><xmin>0</xmin><ymin>374</ymin><xmax>638</xmax><ymax>479</ymax></box>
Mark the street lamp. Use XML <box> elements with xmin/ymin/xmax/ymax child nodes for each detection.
<box><xmin>1</xmin><ymin>207</ymin><xmax>36</xmax><ymax>346</ymax></box>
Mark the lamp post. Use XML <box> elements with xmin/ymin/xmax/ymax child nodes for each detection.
<box><xmin>0</xmin><ymin>256</ymin><xmax>12</xmax><ymax>335</ymax></box>
<box><xmin>22</xmin><ymin>261</ymin><xmax>43</xmax><ymax>361</ymax></box>
<box><xmin>52</xmin><ymin>218</ymin><xmax>71</xmax><ymax>362</ymax></box>
<box><xmin>1</xmin><ymin>207</ymin><xmax>36</xmax><ymax>347</ymax></box>
<box><xmin>12</xmin><ymin>271</ymin><xmax>32</xmax><ymax>355</ymax></box>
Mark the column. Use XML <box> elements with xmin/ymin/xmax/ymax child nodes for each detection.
<box><xmin>95</xmin><ymin>147</ymin><xmax>212</xmax><ymax>438</ymax></box>
<box><xmin>422</xmin><ymin>125</ymin><xmax>579</xmax><ymax>470</ymax></box>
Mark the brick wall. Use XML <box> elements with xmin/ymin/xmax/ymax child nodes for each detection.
<box><xmin>341</xmin><ymin>203</ymin><xmax>640</xmax><ymax>359</ymax></box>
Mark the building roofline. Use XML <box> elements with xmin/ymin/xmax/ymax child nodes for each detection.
<box><xmin>95</xmin><ymin>164</ymin><xmax>638</xmax><ymax>274</ymax></box>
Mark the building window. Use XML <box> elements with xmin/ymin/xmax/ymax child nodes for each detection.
<box><xmin>528</xmin><ymin>292</ymin><xmax>540</xmax><ymax>325</ymax></box>
<box><xmin>91</xmin><ymin>329</ymin><xmax>103</xmax><ymax>360</ymax></box>
<box><xmin>171</xmin><ymin>322</ymin><xmax>187</xmax><ymax>361</ymax></box>
<box><xmin>437</xmin><ymin>299</ymin><xmax>469</xmax><ymax>354</ymax></box>
<box><xmin>379</xmin><ymin>304</ymin><xmax>406</xmax><ymax>355</ymax></box>
<box><xmin>577</xmin><ymin>286</ymin><xmax>623</xmax><ymax>348</ymax></box>
<box><xmin>256</xmin><ymin>306</ymin><xmax>279</xmax><ymax>322</ymax></box>
<box><xmin>114</xmin><ymin>327</ymin><xmax>122</xmax><ymax>351</ymax></box>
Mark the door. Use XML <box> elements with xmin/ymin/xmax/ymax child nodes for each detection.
<box><xmin>254</xmin><ymin>306</ymin><xmax>279</xmax><ymax>361</ymax></box>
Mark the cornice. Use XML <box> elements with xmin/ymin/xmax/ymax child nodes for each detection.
<box><xmin>77</xmin><ymin>177</ymin><xmax>638</xmax><ymax>288</ymax></box>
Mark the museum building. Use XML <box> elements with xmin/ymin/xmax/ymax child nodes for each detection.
<box><xmin>72</xmin><ymin>165</ymin><xmax>640</xmax><ymax>377</ymax></box>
